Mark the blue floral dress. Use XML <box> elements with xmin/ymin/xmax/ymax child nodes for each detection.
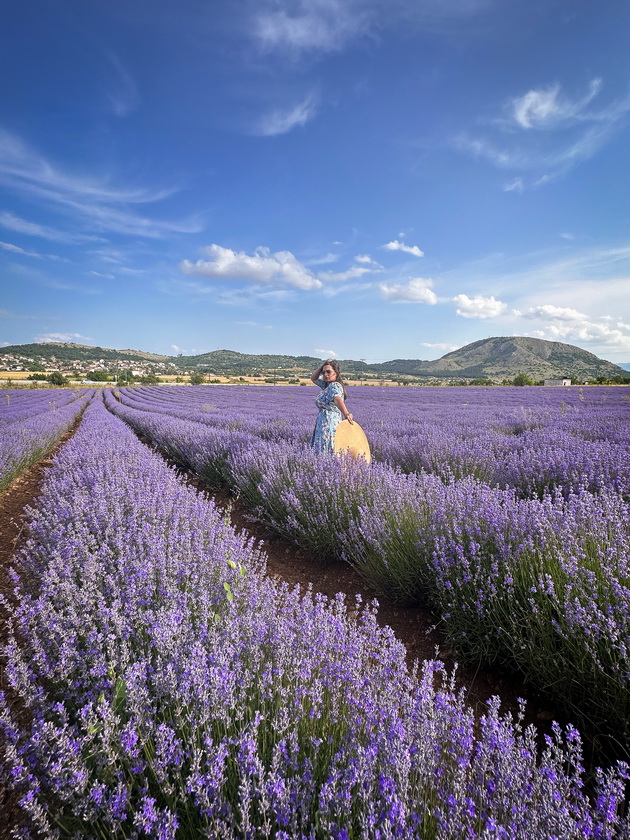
<box><xmin>311</xmin><ymin>379</ymin><xmax>344</xmax><ymax>453</ymax></box>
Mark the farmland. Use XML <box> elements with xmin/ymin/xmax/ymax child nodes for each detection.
<box><xmin>1</xmin><ymin>384</ymin><xmax>629</xmax><ymax>838</ymax></box>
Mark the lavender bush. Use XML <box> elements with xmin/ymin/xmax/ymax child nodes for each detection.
<box><xmin>2</xmin><ymin>397</ymin><xmax>629</xmax><ymax>838</ymax></box>
<box><xmin>103</xmin><ymin>385</ymin><xmax>630</xmax><ymax>754</ymax></box>
<box><xmin>0</xmin><ymin>388</ymin><xmax>90</xmax><ymax>491</ymax></box>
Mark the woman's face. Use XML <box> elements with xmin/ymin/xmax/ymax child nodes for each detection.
<box><xmin>322</xmin><ymin>365</ymin><xmax>337</xmax><ymax>382</ymax></box>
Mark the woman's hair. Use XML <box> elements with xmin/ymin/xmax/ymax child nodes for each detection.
<box><xmin>323</xmin><ymin>359</ymin><xmax>348</xmax><ymax>399</ymax></box>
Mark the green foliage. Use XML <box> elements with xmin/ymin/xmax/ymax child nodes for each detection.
<box><xmin>140</xmin><ymin>373</ymin><xmax>162</xmax><ymax>385</ymax></box>
<box><xmin>88</xmin><ymin>370</ymin><xmax>112</xmax><ymax>382</ymax></box>
<box><xmin>512</xmin><ymin>372</ymin><xmax>534</xmax><ymax>386</ymax></box>
<box><xmin>27</xmin><ymin>373</ymin><xmax>49</xmax><ymax>381</ymax></box>
<box><xmin>189</xmin><ymin>372</ymin><xmax>206</xmax><ymax>385</ymax></box>
<box><xmin>47</xmin><ymin>372</ymin><xmax>69</xmax><ymax>386</ymax></box>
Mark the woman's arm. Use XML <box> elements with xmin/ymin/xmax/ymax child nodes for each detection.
<box><xmin>310</xmin><ymin>360</ymin><xmax>329</xmax><ymax>384</ymax></box>
<box><xmin>334</xmin><ymin>395</ymin><xmax>353</xmax><ymax>424</ymax></box>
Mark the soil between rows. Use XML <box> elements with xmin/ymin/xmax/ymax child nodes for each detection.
<box><xmin>0</xmin><ymin>420</ymin><xmax>561</xmax><ymax>837</ymax></box>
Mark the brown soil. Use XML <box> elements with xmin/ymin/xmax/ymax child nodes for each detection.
<box><xmin>0</xmin><ymin>424</ymin><xmax>560</xmax><ymax>838</ymax></box>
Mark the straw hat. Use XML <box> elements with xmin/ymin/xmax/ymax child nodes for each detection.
<box><xmin>334</xmin><ymin>420</ymin><xmax>371</xmax><ymax>463</ymax></box>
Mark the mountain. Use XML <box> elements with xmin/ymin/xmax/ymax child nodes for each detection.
<box><xmin>380</xmin><ymin>336</ymin><xmax>626</xmax><ymax>381</ymax></box>
<box><xmin>1</xmin><ymin>337</ymin><xmax>627</xmax><ymax>381</ymax></box>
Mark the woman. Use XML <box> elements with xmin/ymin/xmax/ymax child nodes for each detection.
<box><xmin>310</xmin><ymin>359</ymin><xmax>353</xmax><ymax>453</ymax></box>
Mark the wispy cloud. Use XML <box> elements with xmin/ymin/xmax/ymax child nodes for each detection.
<box><xmin>0</xmin><ymin>129</ymin><xmax>201</xmax><ymax>238</ymax></box>
<box><xmin>254</xmin><ymin>0</ymin><xmax>372</xmax><ymax>56</ymax></box>
<box><xmin>383</xmin><ymin>239</ymin><xmax>425</xmax><ymax>257</ymax></box>
<box><xmin>318</xmin><ymin>264</ymin><xmax>380</xmax><ymax>282</ymax></box>
<box><xmin>503</xmin><ymin>177</ymin><xmax>523</xmax><ymax>193</ymax></box>
<box><xmin>180</xmin><ymin>244</ymin><xmax>322</xmax><ymax>290</ymax></box>
<box><xmin>509</xmin><ymin>79</ymin><xmax>603</xmax><ymax>130</ymax></box>
<box><xmin>453</xmin><ymin>293</ymin><xmax>506</xmax><ymax>318</ymax></box>
<box><xmin>35</xmin><ymin>332</ymin><xmax>93</xmax><ymax>344</ymax></box>
<box><xmin>0</xmin><ymin>211</ymin><xmax>105</xmax><ymax>244</ymax></box>
<box><xmin>379</xmin><ymin>277</ymin><xmax>437</xmax><ymax>304</ymax></box>
<box><xmin>89</xmin><ymin>270</ymin><xmax>115</xmax><ymax>279</ymax></box>
<box><xmin>0</xmin><ymin>240</ymin><xmax>67</xmax><ymax>261</ymax></box>
<box><xmin>315</xmin><ymin>348</ymin><xmax>337</xmax><ymax>357</ymax></box>
<box><xmin>455</xmin><ymin>78</ymin><xmax>630</xmax><ymax>184</ymax></box>
<box><xmin>103</xmin><ymin>53</ymin><xmax>139</xmax><ymax>117</ymax></box>
<box><xmin>306</xmin><ymin>252</ymin><xmax>339</xmax><ymax>265</ymax></box>
<box><xmin>255</xmin><ymin>92</ymin><xmax>318</xmax><ymax>136</ymax></box>
<box><xmin>252</xmin><ymin>0</ymin><xmax>496</xmax><ymax>58</ymax></box>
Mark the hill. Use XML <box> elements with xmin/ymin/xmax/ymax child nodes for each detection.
<box><xmin>384</xmin><ymin>336</ymin><xmax>626</xmax><ymax>381</ymax></box>
<box><xmin>1</xmin><ymin>337</ymin><xmax>627</xmax><ymax>382</ymax></box>
<box><xmin>0</xmin><ymin>342</ymin><xmax>168</xmax><ymax>364</ymax></box>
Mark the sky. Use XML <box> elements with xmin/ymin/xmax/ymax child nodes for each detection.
<box><xmin>1</xmin><ymin>0</ymin><xmax>630</xmax><ymax>364</ymax></box>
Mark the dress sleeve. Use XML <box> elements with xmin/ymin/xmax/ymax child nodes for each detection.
<box><xmin>330</xmin><ymin>382</ymin><xmax>343</xmax><ymax>398</ymax></box>
<box><xmin>316</xmin><ymin>377</ymin><xmax>326</xmax><ymax>390</ymax></box>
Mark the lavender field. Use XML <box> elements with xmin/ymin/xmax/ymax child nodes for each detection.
<box><xmin>1</xmin><ymin>385</ymin><xmax>630</xmax><ymax>838</ymax></box>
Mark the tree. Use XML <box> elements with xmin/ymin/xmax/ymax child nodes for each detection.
<box><xmin>189</xmin><ymin>372</ymin><xmax>206</xmax><ymax>385</ymax></box>
<box><xmin>47</xmin><ymin>372</ymin><xmax>69</xmax><ymax>386</ymax></box>
<box><xmin>512</xmin><ymin>372</ymin><xmax>534</xmax><ymax>386</ymax></box>
<box><xmin>89</xmin><ymin>370</ymin><xmax>112</xmax><ymax>382</ymax></box>
<box><xmin>140</xmin><ymin>373</ymin><xmax>162</xmax><ymax>385</ymax></box>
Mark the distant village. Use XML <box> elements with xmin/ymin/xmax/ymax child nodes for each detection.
<box><xmin>0</xmin><ymin>351</ymin><xmax>182</xmax><ymax>378</ymax></box>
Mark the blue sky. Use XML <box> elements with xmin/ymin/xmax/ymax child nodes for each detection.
<box><xmin>1</xmin><ymin>0</ymin><xmax>630</xmax><ymax>364</ymax></box>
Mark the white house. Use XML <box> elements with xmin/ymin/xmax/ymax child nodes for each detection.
<box><xmin>544</xmin><ymin>379</ymin><xmax>572</xmax><ymax>386</ymax></box>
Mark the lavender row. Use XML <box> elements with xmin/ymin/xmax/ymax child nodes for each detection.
<box><xmin>0</xmin><ymin>389</ymin><xmax>92</xmax><ymax>491</ymax></box>
<box><xmin>0</xmin><ymin>387</ymin><xmax>87</xmax><ymax>427</ymax></box>
<box><xmin>2</xmin><ymin>397</ymin><xmax>629</xmax><ymax>838</ymax></box>
<box><xmin>104</xmin><ymin>390</ymin><xmax>630</xmax><ymax>754</ymax></box>
<box><xmin>116</xmin><ymin>384</ymin><xmax>630</xmax><ymax>500</ymax></box>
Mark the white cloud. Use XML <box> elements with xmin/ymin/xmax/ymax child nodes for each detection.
<box><xmin>255</xmin><ymin>92</ymin><xmax>318</xmax><ymax>136</ymax></box>
<box><xmin>354</xmin><ymin>254</ymin><xmax>381</xmax><ymax>266</ymax></box>
<box><xmin>510</xmin><ymin>79</ymin><xmax>602</xmax><ymax>130</ymax></box>
<box><xmin>421</xmin><ymin>342</ymin><xmax>459</xmax><ymax>351</ymax></box>
<box><xmin>171</xmin><ymin>344</ymin><xmax>208</xmax><ymax>355</ymax></box>
<box><xmin>0</xmin><ymin>240</ymin><xmax>42</xmax><ymax>258</ymax></box>
<box><xmin>180</xmin><ymin>244</ymin><xmax>322</xmax><ymax>290</ymax></box>
<box><xmin>504</xmin><ymin>177</ymin><xmax>523</xmax><ymax>193</ymax></box>
<box><xmin>315</xmin><ymin>348</ymin><xmax>337</xmax><ymax>357</ymax></box>
<box><xmin>379</xmin><ymin>277</ymin><xmax>437</xmax><ymax>304</ymax></box>
<box><xmin>0</xmin><ymin>240</ymin><xmax>66</xmax><ymax>261</ymax></box>
<box><xmin>517</xmin><ymin>301</ymin><xmax>630</xmax><ymax>354</ymax></box>
<box><xmin>89</xmin><ymin>270</ymin><xmax>115</xmax><ymax>279</ymax></box>
<box><xmin>453</xmin><ymin>293</ymin><xmax>506</xmax><ymax>318</ymax></box>
<box><xmin>35</xmin><ymin>332</ymin><xmax>93</xmax><ymax>344</ymax></box>
<box><xmin>524</xmin><ymin>304</ymin><xmax>588</xmax><ymax>322</ymax></box>
<box><xmin>525</xmin><ymin>320</ymin><xmax>630</xmax><ymax>354</ymax></box>
<box><xmin>383</xmin><ymin>239</ymin><xmax>425</xmax><ymax>257</ymax></box>
<box><xmin>321</xmin><ymin>280</ymin><xmax>373</xmax><ymax>298</ymax></box>
<box><xmin>318</xmin><ymin>264</ymin><xmax>379</xmax><ymax>282</ymax></box>
<box><xmin>254</xmin><ymin>0</ymin><xmax>371</xmax><ymax>55</ymax></box>
<box><xmin>306</xmin><ymin>252</ymin><xmax>339</xmax><ymax>265</ymax></box>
